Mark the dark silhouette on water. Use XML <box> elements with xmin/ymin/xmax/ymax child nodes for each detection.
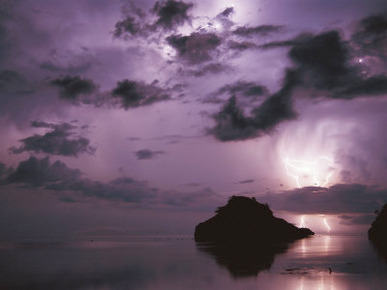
<box><xmin>195</xmin><ymin>196</ymin><xmax>314</xmax><ymax>277</ymax></box>
<box><xmin>197</xmin><ymin>239</ymin><xmax>289</xmax><ymax>278</ymax></box>
<box><xmin>195</xmin><ymin>196</ymin><xmax>314</xmax><ymax>243</ymax></box>
<box><xmin>368</xmin><ymin>203</ymin><xmax>387</xmax><ymax>261</ymax></box>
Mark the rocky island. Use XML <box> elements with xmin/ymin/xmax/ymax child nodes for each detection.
<box><xmin>194</xmin><ymin>196</ymin><xmax>314</xmax><ymax>277</ymax></box>
<box><xmin>368</xmin><ymin>204</ymin><xmax>387</xmax><ymax>259</ymax></box>
<box><xmin>195</xmin><ymin>196</ymin><xmax>314</xmax><ymax>244</ymax></box>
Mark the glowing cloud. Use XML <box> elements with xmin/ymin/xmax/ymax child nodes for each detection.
<box><xmin>283</xmin><ymin>156</ymin><xmax>335</xmax><ymax>188</ymax></box>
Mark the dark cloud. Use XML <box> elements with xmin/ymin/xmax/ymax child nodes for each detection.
<box><xmin>214</xmin><ymin>81</ymin><xmax>268</xmax><ymax>98</ymax></box>
<box><xmin>209</xmin><ymin>96</ymin><xmax>258</xmax><ymax>141</ymax></box>
<box><xmin>51</xmin><ymin>75</ymin><xmax>97</xmax><ymax>100</ymax></box>
<box><xmin>288</xmin><ymin>30</ymin><xmax>353</xmax><ymax>90</ymax></box>
<box><xmin>113</xmin><ymin>16</ymin><xmax>142</xmax><ymax>37</ymax></box>
<box><xmin>288</xmin><ymin>30</ymin><xmax>387</xmax><ymax>97</ymax></box>
<box><xmin>238</xmin><ymin>179</ymin><xmax>255</xmax><ymax>184</ymax></box>
<box><xmin>351</xmin><ymin>14</ymin><xmax>387</xmax><ymax>61</ymax></box>
<box><xmin>112</xmin><ymin>79</ymin><xmax>170</xmax><ymax>109</ymax></box>
<box><xmin>336</xmin><ymin>75</ymin><xmax>387</xmax><ymax>97</ymax></box>
<box><xmin>218</xmin><ymin>7</ymin><xmax>234</xmax><ymax>18</ymax></box>
<box><xmin>228</xmin><ymin>40</ymin><xmax>257</xmax><ymax>51</ymax></box>
<box><xmin>114</xmin><ymin>1</ymin><xmax>193</xmax><ymax>37</ymax></box>
<box><xmin>6</xmin><ymin>156</ymin><xmax>81</xmax><ymax>187</ymax></box>
<box><xmin>4</xmin><ymin>156</ymin><xmax>157</xmax><ymax>203</ymax></box>
<box><xmin>2</xmin><ymin>157</ymin><xmax>220</xmax><ymax>209</ymax></box>
<box><xmin>210</xmin><ymin>23</ymin><xmax>387</xmax><ymax>142</ymax></box>
<box><xmin>0</xmin><ymin>6</ymin><xmax>14</xmax><ymax>66</ymax></box>
<box><xmin>233</xmin><ymin>25</ymin><xmax>284</xmax><ymax>38</ymax></box>
<box><xmin>209</xmin><ymin>71</ymin><xmax>297</xmax><ymax>141</ymax></box>
<box><xmin>249</xmin><ymin>70</ymin><xmax>297</xmax><ymax>129</ymax></box>
<box><xmin>260</xmin><ymin>184</ymin><xmax>387</xmax><ymax>215</ymax></box>
<box><xmin>166</xmin><ymin>32</ymin><xmax>221</xmax><ymax>63</ymax></box>
<box><xmin>189</xmin><ymin>62</ymin><xmax>230</xmax><ymax>77</ymax></box>
<box><xmin>9</xmin><ymin>121</ymin><xmax>95</xmax><ymax>157</ymax></box>
<box><xmin>259</xmin><ymin>39</ymin><xmax>298</xmax><ymax>50</ymax></box>
<box><xmin>134</xmin><ymin>149</ymin><xmax>165</xmax><ymax>160</ymax></box>
<box><xmin>152</xmin><ymin>0</ymin><xmax>193</xmax><ymax>30</ymax></box>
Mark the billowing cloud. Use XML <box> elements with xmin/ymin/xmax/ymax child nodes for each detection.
<box><xmin>166</xmin><ymin>32</ymin><xmax>222</xmax><ymax>63</ymax></box>
<box><xmin>209</xmin><ymin>71</ymin><xmax>297</xmax><ymax>141</ymax></box>
<box><xmin>6</xmin><ymin>156</ymin><xmax>81</xmax><ymax>187</ymax></box>
<box><xmin>288</xmin><ymin>29</ymin><xmax>387</xmax><ymax>98</ymax></box>
<box><xmin>152</xmin><ymin>0</ymin><xmax>193</xmax><ymax>30</ymax></box>
<box><xmin>134</xmin><ymin>149</ymin><xmax>165</xmax><ymax>160</ymax></box>
<box><xmin>2</xmin><ymin>156</ymin><xmax>220</xmax><ymax>209</ymax></box>
<box><xmin>114</xmin><ymin>16</ymin><xmax>142</xmax><ymax>37</ymax></box>
<box><xmin>209</xmin><ymin>18</ymin><xmax>387</xmax><ymax>141</ymax></box>
<box><xmin>351</xmin><ymin>14</ymin><xmax>387</xmax><ymax>61</ymax></box>
<box><xmin>112</xmin><ymin>79</ymin><xmax>170</xmax><ymax>109</ymax></box>
<box><xmin>51</xmin><ymin>75</ymin><xmax>97</xmax><ymax>100</ymax></box>
<box><xmin>114</xmin><ymin>0</ymin><xmax>193</xmax><ymax>38</ymax></box>
<box><xmin>9</xmin><ymin>121</ymin><xmax>95</xmax><ymax>157</ymax></box>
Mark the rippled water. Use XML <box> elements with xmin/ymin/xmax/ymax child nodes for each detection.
<box><xmin>1</xmin><ymin>235</ymin><xmax>386</xmax><ymax>289</ymax></box>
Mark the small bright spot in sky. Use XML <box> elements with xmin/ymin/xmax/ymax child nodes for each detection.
<box><xmin>162</xmin><ymin>45</ymin><xmax>176</xmax><ymax>59</ymax></box>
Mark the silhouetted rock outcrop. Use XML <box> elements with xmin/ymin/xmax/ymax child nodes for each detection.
<box><xmin>194</xmin><ymin>196</ymin><xmax>314</xmax><ymax>244</ymax></box>
<box><xmin>368</xmin><ymin>204</ymin><xmax>387</xmax><ymax>260</ymax></box>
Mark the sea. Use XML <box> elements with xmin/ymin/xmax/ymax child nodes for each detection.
<box><xmin>1</xmin><ymin>234</ymin><xmax>387</xmax><ymax>290</ymax></box>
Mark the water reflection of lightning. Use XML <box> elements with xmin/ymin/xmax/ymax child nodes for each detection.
<box><xmin>323</xmin><ymin>217</ymin><xmax>331</xmax><ymax>233</ymax></box>
<box><xmin>283</xmin><ymin>156</ymin><xmax>334</xmax><ymax>188</ymax></box>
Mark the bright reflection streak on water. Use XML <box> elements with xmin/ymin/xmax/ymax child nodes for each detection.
<box><xmin>0</xmin><ymin>235</ymin><xmax>387</xmax><ymax>289</ymax></box>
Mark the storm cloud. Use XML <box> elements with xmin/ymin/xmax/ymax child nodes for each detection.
<box><xmin>51</xmin><ymin>75</ymin><xmax>97</xmax><ymax>100</ymax></box>
<box><xmin>166</xmin><ymin>32</ymin><xmax>222</xmax><ymax>63</ymax></box>
<box><xmin>113</xmin><ymin>0</ymin><xmax>193</xmax><ymax>37</ymax></box>
<box><xmin>209</xmin><ymin>70</ymin><xmax>297</xmax><ymax>141</ymax></box>
<box><xmin>232</xmin><ymin>25</ymin><xmax>284</xmax><ymax>38</ymax></box>
<box><xmin>260</xmin><ymin>184</ymin><xmax>387</xmax><ymax>215</ymax></box>
<box><xmin>9</xmin><ymin>122</ymin><xmax>95</xmax><ymax>157</ymax></box>
<box><xmin>134</xmin><ymin>149</ymin><xmax>165</xmax><ymax>160</ymax></box>
<box><xmin>209</xmin><ymin>16</ymin><xmax>387</xmax><ymax>141</ymax></box>
<box><xmin>6</xmin><ymin>156</ymin><xmax>81</xmax><ymax>187</ymax></box>
<box><xmin>152</xmin><ymin>0</ymin><xmax>193</xmax><ymax>30</ymax></box>
<box><xmin>2</xmin><ymin>156</ymin><xmax>220</xmax><ymax>209</ymax></box>
<box><xmin>112</xmin><ymin>79</ymin><xmax>170</xmax><ymax>109</ymax></box>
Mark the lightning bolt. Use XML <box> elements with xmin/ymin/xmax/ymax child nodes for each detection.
<box><xmin>283</xmin><ymin>156</ymin><xmax>334</xmax><ymax>188</ymax></box>
<box><xmin>323</xmin><ymin>217</ymin><xmax>331</xmax><ymax>233</ymax></box>
<box><xmin>299</xmin><ymin>215</ymin><xmax>306</xmax><ymax>228</ymax></box>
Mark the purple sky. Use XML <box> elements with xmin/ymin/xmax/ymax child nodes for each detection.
<box><xmin>0</xmin><ymin>0</ymin><xmax>386</xmax><ymax>239</ymax></box>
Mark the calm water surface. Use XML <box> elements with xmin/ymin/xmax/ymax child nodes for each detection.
<box><xmin>1</xmin><ymin>235</ymin><xmax>386</xmax><ymax>289</ymax></box>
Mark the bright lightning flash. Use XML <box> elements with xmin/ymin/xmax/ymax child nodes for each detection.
<box><xmin>323</xmin><ymin>217</ymin><xmax>331</xmax><ymax>233</ymax></box>
<box><xmin>283</xmin><ymin>156</ymin><xmax>334</xmax><ymax>188</ymax></box>
<box><xmin>299</xmin><ymin>215</ymin><xmax>306</xmax><ymax>228</ymax></box>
